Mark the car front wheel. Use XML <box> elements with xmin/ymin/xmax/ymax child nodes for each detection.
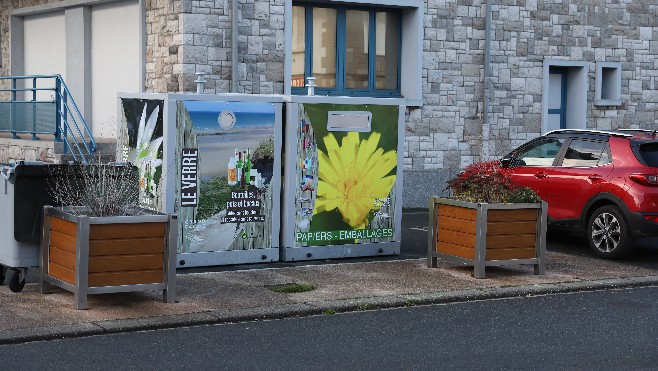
<box><xmin>587</xmin><ymin>205</ymin><xmax>634</xmax><ymax>259</ymax></box>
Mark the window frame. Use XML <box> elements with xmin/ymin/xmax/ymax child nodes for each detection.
<box><xmin>542</xmin><ymin>60</ymin><xmax>588</xmax><ymax>133</ymax></box>
<box><xmin>291</xmin><ymin>2</ymin><xmax>402</xmax><ymax>97</ymax></box>
<box><xmin>594</xmin><ymin>62</ymin><xmax>622</xmax><ymax>107</ymax></box>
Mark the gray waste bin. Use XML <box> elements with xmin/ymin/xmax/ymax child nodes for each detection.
<box><xmin>0</xmin><ymin>161</ymin><xmax>59</xmax><ymax>292</ymax></box>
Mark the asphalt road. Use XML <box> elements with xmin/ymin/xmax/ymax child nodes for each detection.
<box><xmin>2</xmin><ymin>286</ymin><xmax>657</xmax><ymax>369</ymax></box>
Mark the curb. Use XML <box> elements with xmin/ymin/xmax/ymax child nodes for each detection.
<box><xmin>2</xmin><ymin>275</ymin><xmax>657</xmax><ymax>345</ymax></box>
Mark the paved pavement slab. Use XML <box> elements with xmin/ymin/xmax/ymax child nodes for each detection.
<box><xmin>1</xmin><ymin>249</ymin><xmax>657</xmax><ymax>345</ymax></box>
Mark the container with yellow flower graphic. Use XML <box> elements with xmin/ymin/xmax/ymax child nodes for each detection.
<box><xmin>282</xmin><ymin>99</ymin><xmax>404</xmax><ymax>262</ymax></box>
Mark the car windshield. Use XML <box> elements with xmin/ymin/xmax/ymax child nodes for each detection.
<box><xmin>638</xmin><ymin>142</ymin><xmax>658</xmax><ymax>167</ymax></box>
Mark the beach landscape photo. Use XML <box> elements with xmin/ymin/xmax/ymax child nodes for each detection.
<box><xmin>178</xmin><ymin>100</ymin><xmax>277</xmax><ymax>254</ymax></box>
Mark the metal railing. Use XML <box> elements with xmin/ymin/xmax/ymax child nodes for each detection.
<box><xmin>0</xmin><ymin>75</ymin><xmax>97</xmax><ymax>163</ymax></box>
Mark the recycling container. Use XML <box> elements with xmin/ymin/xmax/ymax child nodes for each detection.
<box><xmin>117</xmin><ymin>93</ymin><xmax>284</xmax><ymax>268</ymax></box>
<box><xmin>280</xmin><ymin>96</ymin><xmax>405</xmax><ymax>261</ymax></box>
<box><xmin>0</xmin><ymin>161</ymin><xmax>56</xmax><ymax>292</ymax></box>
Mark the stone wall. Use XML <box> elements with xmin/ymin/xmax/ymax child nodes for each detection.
<box><xmin>145</xmin><ymin>0</ymin><xmax>285</xmax><ymax>95</ymax></box>
<box><xmin>0</xmin><ymin>137</ymin><xmax>55</xmax><ymax>163</ymax></box>
<box><xmin>144</xmin><ymin>0</ymin><xmax>186</xmax><ymax>93</ymax></box>
<box><xmin>3</xmin><ymin>0</ymin><xmax>658</xmax><ymax>207</ymax></box>
<box><xmin>402</xmin><ymin>0</ymin><xmax>658</xmax><ymax>207</ymax></box>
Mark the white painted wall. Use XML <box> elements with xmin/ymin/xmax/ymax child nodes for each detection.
<box><xmin>91</xmin><ymin>0</ymin><xmax>141</xmax><ymax>138</ymax></box>
<box><xmin>23</xmin><ymin>11</ymin><xmax>66</xmax><ymax>101</ymax></box>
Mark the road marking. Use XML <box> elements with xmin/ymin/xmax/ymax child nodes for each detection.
<box><xmin>409</xmin><ymin>227</ymin><xmax>428</xmax><ymax>232</ymax></box>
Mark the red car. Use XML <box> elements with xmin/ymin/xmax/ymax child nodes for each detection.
<box><xmin>501</xmin><ymin>129</ymin><xmax>658</xmax><ymax>259</ymax></box>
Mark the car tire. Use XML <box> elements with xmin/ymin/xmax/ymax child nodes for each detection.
<box><xmin>587</xmin><ymin>205</ymin><xmax>634</xmax><ymax>259</ymax></box>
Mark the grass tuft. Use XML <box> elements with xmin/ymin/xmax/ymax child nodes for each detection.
<box><xmin>267</xmin><ymin>283</ymin><xmax>316</xmax><ymax>293</ymax></box>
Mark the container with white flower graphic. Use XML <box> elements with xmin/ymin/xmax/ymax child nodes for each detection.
<box><xmin>119</xmin><ymin>98</ymin><xmax>164</xmax><ymax>211</ymax></box>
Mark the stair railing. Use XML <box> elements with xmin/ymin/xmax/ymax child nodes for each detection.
<box><xmin>0</xmin><ymin>74</ymin><xmax>97</xmax><ymax>163</ymax></box>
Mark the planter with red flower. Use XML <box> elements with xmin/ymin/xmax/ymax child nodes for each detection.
<box><xmin>428</xmin><ymin>161</ymin><xmax>547</xmax><ymax>278</ymax></box>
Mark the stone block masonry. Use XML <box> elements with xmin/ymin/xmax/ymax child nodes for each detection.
<box><xmin>2</xmin><ymin>0</ymin><xmax>658</xmax><ymax>208</ymax></box>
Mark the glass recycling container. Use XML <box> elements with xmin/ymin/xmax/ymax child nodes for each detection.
<box><xmin>117</xmin><ymin>93</ymin><xmax>284</xmax><ymax>268</ymax></box>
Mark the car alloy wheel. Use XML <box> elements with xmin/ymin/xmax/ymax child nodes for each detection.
<box><xmin>591</xmin><ymin>212</ymin><xmax>621</xmax><ymax>253</ymax></box>
<box><xmin>587</xmin><ymin>205</ymin><xmax>634</xmax><ymax>259</ymax></box>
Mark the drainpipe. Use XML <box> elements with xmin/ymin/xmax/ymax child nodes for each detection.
<box><xmin>231</xmin><ymin>0</ymin><xmax>239</xmax><ymax>93</ymax></box>
<box><xmin>482</xmin><ymin>0</ymin><xmax>493</xmax><ymax>160</ymax></box>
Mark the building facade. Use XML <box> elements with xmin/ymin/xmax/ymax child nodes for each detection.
<box><xmin>1</xmin><ymin>0</ymin><xmax>657</xmax><ymax>207</ymax></box>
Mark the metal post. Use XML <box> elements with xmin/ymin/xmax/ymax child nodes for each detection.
<box><xmin>10</xmin><ymin>78</ymin><xmax>19</xmax><ymax>139</ymax></box>
<box><xmin>164</xmin><ymin>214</ymin><xmax>178</xmax><ymax>303</ymax></box>
<box><xmin>194</xmin><ymin>72</ymin><xmax>207</xmax><ymax>94</ymax></box>
<box><xmin>39</xmin><ymin>206</ymin><xmax>53</xmax><ymax>294</ymax></box>
<box><xmin>54</xmin><ymin>77</ymin><xmax>62</xmax><ymax>143</ymax></box>
<box><xmin>474</xmin><ymin>203</ymin><xmax>488</xmax><ymax>279</ymax></box>
<box><xmin>74</xmin><ymin>215</ymin><xmax>90</xmax><ymax>310</ymax></box>
<box><xmin>31</xmin><ymin>77</ymin><xmax>39</xmax><ymax>140</ymax></box>
<box><xmin>427</xmin><ymin>197</ymin><xmax>438</xmax><ymax>268</ymax></box>
<box><xmin>534</xmin><ymin>201</ymin><xmax>548</xmax><ymax>275</ymax></box>
<box><xmin>306</xmin><ymin>76</ymin><xmax>317</xmax><ymax>96</ymax></box>
<box><xmin>62</xmin><ymin>81</ymin><xmax>68</xmax><ymax>153</ymax></box>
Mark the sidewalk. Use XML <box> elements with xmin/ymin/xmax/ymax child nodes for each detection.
<box><xmin>1</xmin><ymin>250</ymin><xmax>657</xmax><ymax>345</ymax></box>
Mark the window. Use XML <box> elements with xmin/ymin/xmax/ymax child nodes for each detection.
<box><xmin>561</xmin><ymin>139</ymin><xmax>608</xmax><ymax>167</ymax></box>
<box><xmin>637</xmin><ymin>143</ymin><xmax>658</xmax><ymax>167</ymax></box>
<box><xmin>513</xmin><ymin>138</ymin><xmax>564</xmax><ymax>167</ymax></box>
<box><xmin>595</xmin><ymin>62</ymin><xmax>622</xmax><ymax>106</ymax></box>
<box><xmin>291</xmin><ymin>3</ymin><xmax>401</xmax><ymax>97</ymax></box>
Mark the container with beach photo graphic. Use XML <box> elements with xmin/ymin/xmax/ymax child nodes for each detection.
<box><xmin>176</xmin><ymin>101</ymin><xmax>276</xmax><ymax>253</ymax></box>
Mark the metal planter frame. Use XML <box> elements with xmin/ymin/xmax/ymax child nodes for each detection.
<box><xmin>428</xmin><ymin>197</ymin><xmax>547</xmax><ymax>279</ymax></box>
<box><xmin>39</xmin><ymin>206</ymin><xmax>177</xmax><ymax>310</ymax></box>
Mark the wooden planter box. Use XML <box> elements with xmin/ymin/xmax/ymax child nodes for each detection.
<box><xmin>39</xmin><ymin>206</ymin><xmax>177</xmax><ymax>309</ymax></box>
<box><xmin>427</xmin><ymin>197</ymin><xmax>547</xmax><ymax>278</ymax></box>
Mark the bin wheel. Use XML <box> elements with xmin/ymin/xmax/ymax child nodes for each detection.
<box><xmin>0</xmin><ymin>266</ymin><xmax>5</xmax><ymax>285</ymax></box>
<box><xmin>8</xmin><ymin>269</ymin><xmax>25</xmax><ymax>293</ymax></box>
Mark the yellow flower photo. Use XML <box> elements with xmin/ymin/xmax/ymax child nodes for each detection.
<box><xmin>315</xmin><ymin>131</ymin><xmax>397</xmax><ymax>229</ymax></box>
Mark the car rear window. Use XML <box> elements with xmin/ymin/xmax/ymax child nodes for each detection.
<box><xmin>637</xmin><ymin>142</ymin><xmax>658</xmax><ymax>167</ymax></box>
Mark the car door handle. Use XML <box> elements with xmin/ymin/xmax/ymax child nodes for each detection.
<box><xmin>588</xmin><ymin>174</ymin><xmax>602</xmax><ymax>181</ymax></box>
<box><xmin>534</xmin><ymin>172</ymin><xmax>547</xmax><ymax>179</ymax></box>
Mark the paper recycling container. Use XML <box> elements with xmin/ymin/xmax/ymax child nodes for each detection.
<box><xmin>281</xmin><ymin>96</ymin><xmax>405</xmax><ymax>261</ymax></box>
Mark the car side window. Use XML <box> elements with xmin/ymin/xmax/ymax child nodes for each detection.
<box><xmin>561</xmin><ymin>139</ymin><xmax>608</xmax><ymax>167</ymax></box>
<box><xmin>513</xmin><ymin>138</ymin><xmax>564</xmax><ymax>166</ymax></box>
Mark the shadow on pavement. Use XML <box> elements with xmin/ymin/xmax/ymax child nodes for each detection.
<box><xmin>174</xmin><ymin>210</ymin><xmax>658</xmax><ymax>274</ymax></box>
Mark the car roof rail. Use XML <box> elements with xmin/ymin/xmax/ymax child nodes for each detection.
<box><xmin>544</xmin><ymin>129</ymin><xmax>633</xmax><ymax>138</ymax></box>
<box><xmin>617</xmin><ymin>129</ymin><xmax>658</xmax><ymax>136</ymax></box>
